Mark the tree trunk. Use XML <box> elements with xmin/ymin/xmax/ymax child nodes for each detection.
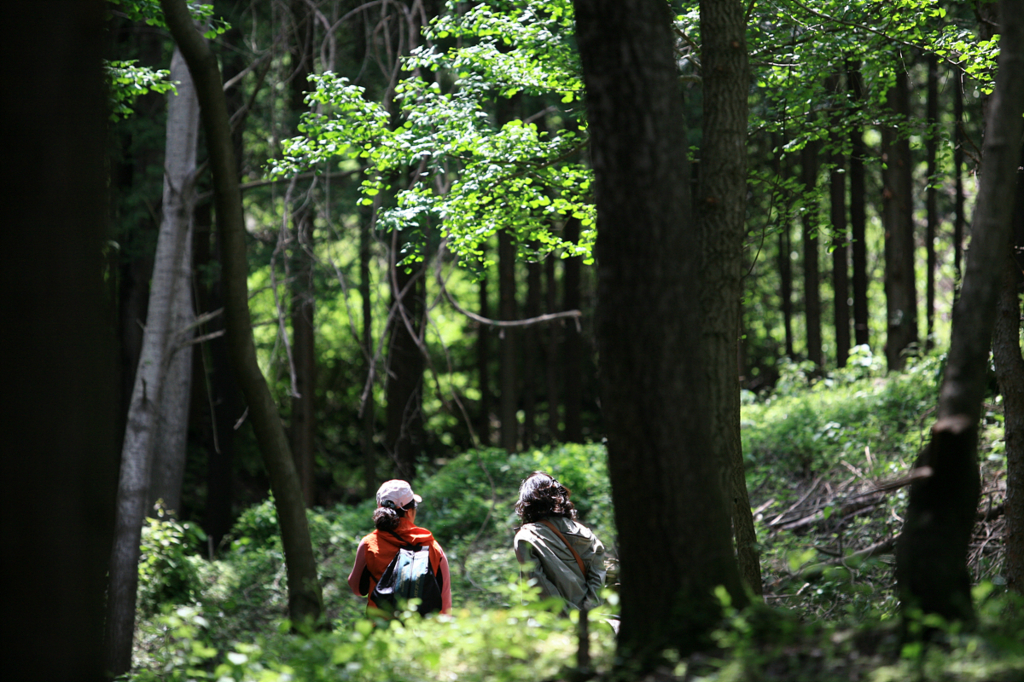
<box><xmin>6</xmin><ymin>4</ymin><xmax>118</xmax><ymax>679</ymax></box>
<box><xmin>162</xmin><ymin>0</ymin><xmax>323</xmax><ymax>628</ymax></box>
<box><xmin>801</xmin><ymin>142</ymin><xmax>823</xmax><ymax>371</ymax></box>
<box><xmin>148</xmin><ymin>221</ymin><xmax>196</xmax><ymax>515</ymax></box>
<box><xmin>992</xmin><ymin>147</ymin><xmax>1024</xmax><ymax>594</ymax></box>
<box><xmin>105</xmin><ymin>44</ymin><xmax>200</xmax><ymax>675</ymax></box>
<box><xmin>896</xmin><ymin>2</ymin><xmax>1024</xmax><ymax>624</ymax></box>
<box><xmin>386</xmin><ymin>258</ymin><xmax>425</xmax><ymax>479</ymax></box>
<box><xmin>545</xmin><ymin>256</ymin><xmax>561</xmax><ymax>441</ymax></box>
<box><xmin>360</xmin><ymin>212</ymin><xmax>377</xmax><ymax>495</ymax></box>
<box><xmin>848</xmin><ymin>62</ymin><xmax>870</xmax><ymax>348</ymax></box>
<box><xmin>954</xmin><ymin>66</ymin><xmax>966</xmax><ymax>287</ymax></box>
<box><xmin>563</xmin><ymin>217</ymin><xmax>583</xmax><ymax>442</ymax></box>
<box><xmin>882</xmin><ymin>69</ymin><xmax>918</xmax><ymax>372</ymax></box>
<box><xmin>523</xmin><ymin>257</ymin><xmax>542</xmax><ymax>447</ymax></box>
<box><xmin>697</xmin><ymin>0</ymin><xmax>762</xmax><ymax>597</ymax></box>
<box><xmin>499</xmin><ymin>228</ymin><xmax>519</xmax><ymax>452</ymax></box>
<box><xmin>925</xmin><ymin>55</ymin><xmax>939</xmax><ymax>350</ymax></box>
<box><xmin>290</xmin><ymin>227</ymin><xmax>316</xmax><ymax>506</ymax></box>
<box><xmin>777</xmin><ymin>142</ymin><xmax>795</xmax><ymax>359</ymax></box>
<box><xmin>574</xmin><ymin>0</ymin><xmax>747</xmax><ymax>662</ymax></box>
<box><xmin>828</xmin><ymin>74</ymin><xmax>850</xmax><ymax>368</ymax></box>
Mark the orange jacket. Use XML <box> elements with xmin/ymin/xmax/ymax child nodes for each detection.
<box><xmin>347</xmin><ymin>516</ymin><xmax>452</xmax><ymax>613</ymax></box>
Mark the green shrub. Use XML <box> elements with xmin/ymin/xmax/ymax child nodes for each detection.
<box><xmin>137</xmin><ymin>508</ymin><xmax>207</xmax><ymax>615</ymax></box>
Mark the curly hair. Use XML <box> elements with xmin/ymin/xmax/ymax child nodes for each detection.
<box><xmin>514</xmin><ymin>471</ymin><xmax>577</xmax><ymax>524</ymax></box>
<box><xmin>373</xmin><ymin>499</ymin><xmax>416</xmax><ymax>532</ymax></box>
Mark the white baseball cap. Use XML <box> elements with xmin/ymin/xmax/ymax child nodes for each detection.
<box><xmin>375</xmin><ymin>479</ymin><xmax>422</xmax><ymax>509</ymax></box>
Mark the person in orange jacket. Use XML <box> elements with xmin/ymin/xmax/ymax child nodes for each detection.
<box><xmin>347</xmin><ymin>479</ymin><xmax>453</xmax><ymax>615</ymax></box>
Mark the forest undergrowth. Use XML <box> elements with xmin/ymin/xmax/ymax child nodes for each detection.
<box><xmin>131</xmin><ymin>349</ymin><xmax>1023</xmax><ymax>681</ymax></box>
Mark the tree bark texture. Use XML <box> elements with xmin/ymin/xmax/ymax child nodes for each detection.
<box><xmin>827</xmin><ymin>74</ymin><xmax>850</xmax><ymax>368</ymax></box>
<box><xmin>476</xmin><ymin>260</ymin><xmax>492</xmax><ymax>446</ymax></box>
<box><xmin>882</xmin><ymin>70</ymin><xmax>918</xmax><ymax>372</ymax></box>
<box><xmin>499</xmin><ymin>228</ymin><xmax>519</xmax><ymax>452</ymax></box>
<box><xmin>848</xmin><ymin>62</ymin><xmax>870</xmax><ymax>348</ymax></box>
<box><xmin>697</xmin><ymin>0</ymin><xmax>762</xmax><ymax>597</ymax></box>
<box><xmin>991</xmin><ymin>147</ymin><xmax>1024</xmax><ymax>595</ymax></box>
<box><xmin>5</xmin><ymin>3</ymin><xmax>118</xmax><ymax>679</ymax></box>
<box><xmin>896</xmin><ymin>1</ymin><xmax>1024</xmax><ymax>623</ymax></box>
<box><xmin>148</xmin><ymin>221</ymin><xmax>196</xmax><ymax>516</ymax></box>
<box><xmin>574</xmin><ymin>0</ymin><xmax>747</xmax><ymax>661</ymax></box>
<box><xmin>106</xmin><ymin>44</ymin><xmax>200</xmax><ymax>675</ymax></box>
<box><xmin>386</xmin><ymin>258</ymin><xmax>425</xmax><ymax>479</ymax></box>
<box><xmin>523</xmin><ymin>258</ymin><xmax>542</xmax><ymax>446</ymax></box>
<box><xmin>545</xmin><ymin>256</ymin><xmax>561</xmax><ymax>441</ymax></box>
<box><xmin>563</xmin><ymin>217</ymin><xmax>584</xmax><ymax>442</ymax></box>
<box><xmin>801</xmin><ymin>142</ymin><xmax>823</xmax><ymax>370</ymax></box>
<box><xmin>925</xmin><ymin>55</ymin><xmax>939</xmax><ymax>349</ymax></box>
<box><xmin>360</xmin><ymin>213</ymin><xmax>378</xmax><ymax>495</ymax></box>
<box><xmin>161</xmin><ymin>0</ymin><xmax>324</xmax><ymax>627</ymax></box>
<box><xmin>954</xmin><ymin>66</ymin><xmax>966</xmax><ymax>286</ymax></box>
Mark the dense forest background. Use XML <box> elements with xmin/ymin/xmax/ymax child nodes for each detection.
<box><xmin>5</xmin><ymin>0</ymin><xmax>1023</xmax><ymax>680</ymax></box>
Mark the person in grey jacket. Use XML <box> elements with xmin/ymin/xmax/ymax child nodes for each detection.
<box><xmin>513</xmin><ymin>471</ymin><xmax>607</xmax><ymax>610</ymax></box>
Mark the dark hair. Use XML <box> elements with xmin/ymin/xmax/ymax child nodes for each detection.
<box><xmin>514</xmin><ymin>471</ymin><xmax>577</xmax><ymax>524</ymax></box>
<box><xmin>373</xmin><ymin>499</ymin><xmax>416</xmax><ymax>532</ymax></box>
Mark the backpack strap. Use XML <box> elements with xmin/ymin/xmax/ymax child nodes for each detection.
<box><xmin>539</xmin><ymin>519</ymin><xmax>588</xmax><ymax>579</ymax></box>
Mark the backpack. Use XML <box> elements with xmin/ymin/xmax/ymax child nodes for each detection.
<box><xmin>369</xmin><ymin>536</ymin><xmax>443</xmax><ymax>617</ymax></box>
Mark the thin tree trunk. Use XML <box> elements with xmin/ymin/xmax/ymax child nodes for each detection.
<box><xmin>476</xmin><ymin>256</ymin><xmax>492</xmax><ymax>446</ymax></box>
<box><xmin>563</xmin><ymin>217</ymin><xmax>583</xmax><ymax>442</ymax></box>
<box><xmin>926</xmin><ymin>55</ymin><xmax>939</xmax><ymax>350</ymax></box>
<box><xmin>106</xmin><ymin>44</ymin><xmax>200</xmax><ymax>675</ymax></box>
<box><xmin>828</xmin><ymin>73</ymin><xmax>850</xmax><ymax>368</ymax></box>
<box><xmin>498</xmin><ymin>228</ymin><xmax>519</xmax><ymax>452</ymax></box>
<box><xmin>777</xmin><ymin>141</ymin><xmax>795</xmax><ymax>358</ymax></box>
<box><xmin>545</xmin><ymin>256</ymin><xmax>561</xmax><ymax>441</ymax></box>
<box><xmin>896</xmin><ymin>2</ymin><xmax>1024</xmax><ymax>624</ymax></box>
<box><xmin>360</xmin><ymin>212</ymin><xmax>377</xmax><ymax>495</ymax></box>
<box><xmin>801</xmin><ymin>142</ymin><xmax>823</xmax><ymax>371</ymax></box>
<box><xmin>574</xmin><ymin>0</ymin><xmax>746</xmax><ymax>662</ymax></box>
<box><xmin>162</xmin><ymin>0</ymin><xmax>323</xmax><ymax>628</ymax></box>
<box><xmin>882</xmin><ymin>69</ymin><xmax>918</xmax><ymax>372</ymax></box>
<box><xmin>848</xmin><ymin>62</ymin><xmax>870</xmax><ymax>348</ymax></box>
<box><xmin>523</xmin><ymin>257</ymin><xmax>541</xmax><ymax>447</ymax></box>
<box><xmin>698</xmin><ymin>0</ymin><xmax>762</xmax><ymax>597</ymax></box>
<box><xmin>954</xmin><ymin>66</ymin><xmax>966</xmax><ymax>288</ymax></box>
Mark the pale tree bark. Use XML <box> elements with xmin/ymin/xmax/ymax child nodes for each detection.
<box><xmin>149</xmin><ymin>223</ymin><xmax>196</xmax><ymax>515</ymax></box>
<box><xmin>105</xmin><ymin>44</ymin><xmax>200</xmax><ymax>675</ymax></box>
<box><xmin>574</xmin><ymin>0</ymin><xmax>746</xmax><ymax>663</ymax></box>
<box><xmin>697</xmin><ymin>0</ymin><xmax>762</xmax><ymax>597</ymax></box>
<box><xmin>6</xmin><ymin>3</ymin><xmax>117</xmax><ymax>679</ymax></box>
<box><xmin>161</xmin><ymin>0</ymin><xmax>323</xmax><ymax>630</ymax></box>
<box><xmin>896</xmin><ymin>0</ymin><xmax>1024</xmax><ymax>624</ymax></box>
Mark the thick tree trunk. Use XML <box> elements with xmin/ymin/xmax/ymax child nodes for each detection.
<box><xmin>697</xmin><ymin>0</ymin><xmax>762</xmax><ymax>597</ymax></box>
<box><xmin>801</xmin><ymin>142</ymin><xmax>823</xmax><ymax>370</ymax></box>
<box><xmin>925</xmin><ymin>55</ymin><xmax>939</xmax><ymax>350</ymax></box>
<box><xmin>882</xmin><ymin>70</ymin><xmax>918</xmax><ymax>372</ymax></box>
<box><xmin>6</xmin><ymin>4</ymin><xmax>118</xmax><ymax>679</ymax></box>
<box><xmin>896</xmin><ymin>2</ymin><xmax>1024</xmax><ymax>624</ymax></box>
<box><xmin>499</xmin><ymin>228</ymin><xmax>519</xmax><ymax>452</ymax></box>
<box><xmin>386</xmin><ymin>258</ymin><xmax>425</xmax><ymax>479</ymax></box>
<box><xmin>162</xmin><ymin>0</ymin><xmax>323</xmax><ymax>628</ymax></box>
<box><xmin>148</xmin><ymin>222</ymin><xmax>196</xmax><ymax>515</ymax></box>
<box><xmin>106</xmin><ymin>44</ymin><xmax>200</xmax><ymax>675</ymax></box>
<box><xmin>848</xmin><ymin>62</ymin><xmax>870</xmax><ymax>348</ymax></box>
<box><xmin>574</xmin><ymin>0</ymin><xmax>746</xmax><ymax>662</ymax></box>
<box><xmin>993</xmin><ymin>147</ymin><xmax>1024</xmax><ymax>594</ymax></box>
<box><xmin>563</xmin><ymin>218</ymin><xmax>583</xmax><ymax>442</ymax></box>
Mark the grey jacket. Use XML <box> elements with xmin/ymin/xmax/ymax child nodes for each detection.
<box><xmin>513</xmin><ymin>516</ymin><xmax>607</xmax><ymax>610</ymax></box>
